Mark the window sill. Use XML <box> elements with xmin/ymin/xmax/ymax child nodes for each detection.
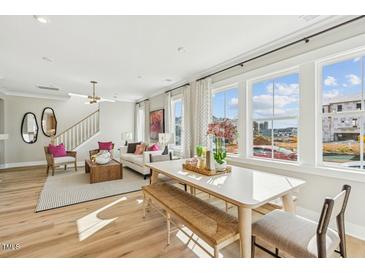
<box><xmin>227</xmin><ymin>156</ymin><xmax>365</xmax><ymax>184</ymax></box>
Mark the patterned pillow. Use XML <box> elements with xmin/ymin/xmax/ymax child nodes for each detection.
<box><xmin>134</xmin><ymin>144</ymin><xmax>146</xmax><ymax>155</ymax></box>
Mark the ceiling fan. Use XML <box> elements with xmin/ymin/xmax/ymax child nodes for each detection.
<box><xmin>68</xmin><ymin>81</ymin><xmax>115</xmax><ymax>104</ymax></box>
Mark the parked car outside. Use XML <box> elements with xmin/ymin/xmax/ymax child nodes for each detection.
<box><xmin>253</xmin><ymin>145</ymin><xmax>297</xmax><ymax>161</ymax></box>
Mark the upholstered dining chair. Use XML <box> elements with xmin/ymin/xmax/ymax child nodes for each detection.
<box><xmin>251</xmin><ymin>184</ymin><xmax>351</xmax><ymax>258</ymax></box>
<box><xmin>149</xmin><ymin>152</ymin><xmax>187</xmax><ymax>191</ymax></box>
<box><xmin>44</xmin><ymin>147</ymin><xmax>77</xmax><ymax>176</ymax></box>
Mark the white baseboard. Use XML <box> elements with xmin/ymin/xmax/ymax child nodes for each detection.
<box><xmin>0</xmin><ymin>160</ymin><xmax>86</xmax><ymax>169</ymax></box>
<box><xmin>296</xmin><ymin>206</ymin><xmax>365</xmax><ymax>241</ymax></box>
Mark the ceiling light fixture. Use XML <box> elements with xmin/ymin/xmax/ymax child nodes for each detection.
<box><xmin>177</xmin><ymin>46</ymin><xmax>186</xmax><ymax>53</ymax></box>
<box><xmin>33</xmin><ymin>15</ymin><xmax>49</xmax><ymax>24</ymax></box>
<box><xmin>42</xmin><ymin>56</ymin><xmax>53</xmax><ymax>62</ymax></box>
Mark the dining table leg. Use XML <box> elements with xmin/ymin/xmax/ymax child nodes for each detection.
<box><xmin>150</xmin><ymin>169</ymin><xmax>159</xmax><ymax>184</ymax></box>
<box><xmin>281</xmin><ymin>192</ymin><xmax>296</xmax><ymax>213</ymax></box>
<box><xmin>238</xmin><ymin>206</ymin><xmax>252</xmax><ymax>258</ymax></box>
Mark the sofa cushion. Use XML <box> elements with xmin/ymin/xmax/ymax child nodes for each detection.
<box><xmin>121</xmin><ymin>153</ymin><xmax>144</xmax><ymax>166</ymax></box>
<box><xmin>54</xmin><ymin>156</ymin><xmax>76</xmax><ymax>164</ymax></box>
<box><xmin>98</xmin><ymin>141</ymin><xmax>113</xmax><ymax>150</ymax></box>
<box><xmin>147</xmin><ymin>143</ymin><xmax>160</xmax><ymax>151</ymax></box>
<box><xmin>135</xmin><ymin>144</ymin><xmax>146</xmax><ymax>155</ymax></box>
<box><xmin>48</xmin><ymin>143</ymin><xmax>67</xmax><ymax>157</ymax></box>
<box><xmin>127</xmin><ymin>142</ymin><xmax>141</xmax><ymax>153</ymax></box>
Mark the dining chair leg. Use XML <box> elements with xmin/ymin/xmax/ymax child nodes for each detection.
<box><xmin>337</xmin><ymin>214</ymin><xmax>347</xmax><ymax>257</ymax></box>
<box><xmin>251</xmin><ymin>236</ymin><xmax>256</xmax><ymax>258</ymax></box>
<box><xmin>64</xmin><ymin>164</ymin><xmax>67</xmax><ymax>170</ymax></box>
<box><xmin>52</xmin><ymin>167</ymin><xmax>55</xmax><ymax>176</ymax></box>
<box><xmin>74</xmin><ymin>161</ymin><xmax>77</xmax><ymax>171</ymax></box>
<box><xmin>46</xmin><ymin>165</ymin><xmax>49</xmax><ymax>175</ymax></box>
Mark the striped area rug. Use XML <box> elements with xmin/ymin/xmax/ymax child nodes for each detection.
<box><xmin>36</xmin><ymin>168</ymin><xmax>148</xmax><ymax>212</ymax></box>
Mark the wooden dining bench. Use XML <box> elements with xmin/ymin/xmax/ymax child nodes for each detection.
<box><xmin>142</xmin><ymin>182</ymin><xmax>240</xmax><ymax>258</ymax></box>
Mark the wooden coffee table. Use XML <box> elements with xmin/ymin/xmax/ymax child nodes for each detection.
<box><xmin>85</xmin><ymin>159</ymin><xmax>123</xmax><ymax>184</ymax></box>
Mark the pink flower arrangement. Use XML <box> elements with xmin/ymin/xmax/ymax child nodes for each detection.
<box><xmin>207</xmin><ymin>119</ymin><xmax>238</xmax><ymax>143</ymax></box>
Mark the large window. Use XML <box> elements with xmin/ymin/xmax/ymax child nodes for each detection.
<box><xmin>212</xmin><ymin>87</ymin><xmax>239</xmax><ymax>154</ymax></box>
<box><xmin>251</xmin><ymin>72</ymin><xmax>299</xmax><ymax>162</ymax></box>
<box><xmin>321</xmin><ymin>54</ymin><xmax>365</xmax><ymax>170</ymax></box>
<box><xmin>171</xmin><ymin>95</ymin><xmax>183</xmax><ymax>153</ymax></box>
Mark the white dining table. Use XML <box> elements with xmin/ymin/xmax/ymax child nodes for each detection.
<box><xmin>145</xmin><ymin>159</ymin><xmax>306</xmax><ymax>258</ymax></box>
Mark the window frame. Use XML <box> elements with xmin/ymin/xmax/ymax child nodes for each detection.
<box><xmin>247</xmin><ymin>68</ymin><xmax>301</xmax><ymax>163</ymax></box>
<box><xmin>316</xmin><ymin>50</ymin><xmax>365</xmax><ymax>171</ymax></box>
<box><xmin>211</xmin><ymin>83</ymin><xmax>240</xmax><ymax>155</ymax></box>
<box><xmin>170</xmin><ymin>94</ymin><xmax>184</xmax><ymax>153</ymax></box>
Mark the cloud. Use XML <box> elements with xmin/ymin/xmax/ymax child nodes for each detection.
<box><xmin>265</xmin><ymin>83</ymin><xmax>299</xmax><ymax>95</ymax></box>
<box><xmin>230</xmin><ymin>97</ymin><xmax>238</xmax><ymax>107</ymax></box>
<box><xmin>346</xmin><ymin>74</ymin><xmax>361</xmax><ymax>85</ymax></box>
<box><xmin>324</xmin><ymin>76</ymin><xmax>338</xmax><ymax>86</ymax></box>
<box><xmin>322</xmin><ymin>89</ymin><xmax>339</xmax><ymax>104</ymax></box>
<box><xmin>253</xmin><ymin>93</ymin><xmax>298</xmax><ymax>118</ymax></box>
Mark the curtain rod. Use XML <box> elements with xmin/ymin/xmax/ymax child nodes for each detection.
<box><xmin>164</xmin><ymin>83</ymin><xmax>190</xmax><ymax>94</ymax></box>
<box><xmin>196</xmin><ymin>15</ymin><xmax>365</xmax><ymax>82</ymax></box>
<box><xmin>136</xmin><ymin>98</ymin><xmax>149</xmax><ymax>105</ymax></box>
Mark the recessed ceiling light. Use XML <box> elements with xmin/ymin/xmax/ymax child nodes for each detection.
<box><xmin>42</xmin><ymin>56</ymin><xmax>52</xmax><ymax>62</ymax></box>
<box><xmin>33</xmin><ymin>15</ymin><xmax>49</xmax><ymax>24</ymax></box>
<box><xmin>165</xmin><ymin>78</ymin><xmax>173</xmax><ymax>82</ymax></box>
<box><xmin>137</xmin><ymin>75</ymin><xmax>143</xmax><ymax>79</ymax></box>
<box><xmin>177</xmin><ymin>46</ymin><xmax>186</xmax><ymax>53</ymax></box>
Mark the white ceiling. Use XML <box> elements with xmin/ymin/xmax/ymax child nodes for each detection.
<box><xmin>0</xmin><ymin>15</ymin><xmax>346</xmax><ymax>102</ymax></box>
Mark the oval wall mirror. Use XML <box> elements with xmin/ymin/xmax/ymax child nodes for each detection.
<box><xmin>21</xmin><ymin>112</ymin><xmax>39</xmax><ymax>144</ymax></box>
<box><xmin>41</xmin><ymin>107</ymin><xmax>57</xmax><ymax>137</ymax></box>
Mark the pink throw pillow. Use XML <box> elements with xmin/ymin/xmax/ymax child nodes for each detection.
<box><xmin>134</xmin><ymin>144</ymin><xmax>146</xmax><ymax>155</ymax></box>
<box><xmin>98</xmin><ymin>141</ymin><xmax>113</xmax><ymax>151</ymax></box>
<box><xmin>48</xmin><ymin>143</ymin><xmax>67</xmax><ymax>157</ymax></box>
<box><xmin>147</xmin><ymin>144</ymin><xmax>160</xmax><ymax>151</ymax></box>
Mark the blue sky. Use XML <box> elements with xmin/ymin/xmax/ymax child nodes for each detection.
<box><xmin>174</xmin><ymin>99</ymin><xmax>182</xmax><ymax>118</ymax></box>
<box><xmin>252</xmin><ymin>73</ymin><xmax>299</xmax><ymax>129</ymax></box>
<box><xmin>322</xmin><ymin>56</ymin><xmax>363</xmax><ymax>105</ymax></box>
<box><xmin>212</xmin><ymin>87</ymin><xmax>238</xmax><ymax>119</ymax></box>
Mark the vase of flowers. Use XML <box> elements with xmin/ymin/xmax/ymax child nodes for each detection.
<box><xmin>207</xmin><ymin>119</ymin><xmax>238</xmax><ymax>171</ymax></box>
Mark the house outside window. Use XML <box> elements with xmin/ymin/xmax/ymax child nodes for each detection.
<box><xmin>320</xmin><ymin>54</ymin><xmax>365</xmax><ymax>170</ymax></box>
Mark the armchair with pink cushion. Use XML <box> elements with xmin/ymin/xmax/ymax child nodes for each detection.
<box><xmin>44</xmin><ymin>144</ymin><xmax>77</xmax><ymax>176</ymax></box>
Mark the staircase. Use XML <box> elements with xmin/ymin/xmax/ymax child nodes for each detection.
<box><xmin>54</xmin><ymin>109</ymin><xmax>100</xmax><ymax>150</ymax></box>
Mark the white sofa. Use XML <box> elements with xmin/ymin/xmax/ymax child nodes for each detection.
<box><xmin>120</xmin><ymin>146</ymin><xmax>168</xmax><ymax>179</ymax></box>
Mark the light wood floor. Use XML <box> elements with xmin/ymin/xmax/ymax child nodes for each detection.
<box><xmin>0</xmin><ymin>166</ymin><xmax>364</xmax><ymax>258</ymax></box>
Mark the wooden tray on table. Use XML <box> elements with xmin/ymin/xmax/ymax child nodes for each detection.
<box><xmin>182</xmin><ymin>163</ymin><xmax>231</xmax><ymax>176</ymax></box>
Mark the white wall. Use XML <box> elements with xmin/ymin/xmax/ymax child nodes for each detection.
<box><xmin>1</xmin><ymin>95</ymin><xmax>134</xmax><ymax>167</ymax></box>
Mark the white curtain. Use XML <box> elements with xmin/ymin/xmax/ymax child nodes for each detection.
<box><xmin>193</xmin><ymin>78</ymin><xmax>212</xmax><ymax>149</ymax></box>
<box><xmin>134</xmin><ymin>103</ymin><xmax>139</xmax><ymax>142</ymax></box>
<box><xmin>164</xmin><ymin>92</ymin><xmax>172</xmax><ymax>134</ymax></box>
<box><xmin>182</xmin><ymin>85</ymin><xmax>192</xmax><ymax>158</ymax></box>
<box><xmin>144</xmin><ymin>100</ymin><xmax>150</xmax><ymax>143</ymax></box>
